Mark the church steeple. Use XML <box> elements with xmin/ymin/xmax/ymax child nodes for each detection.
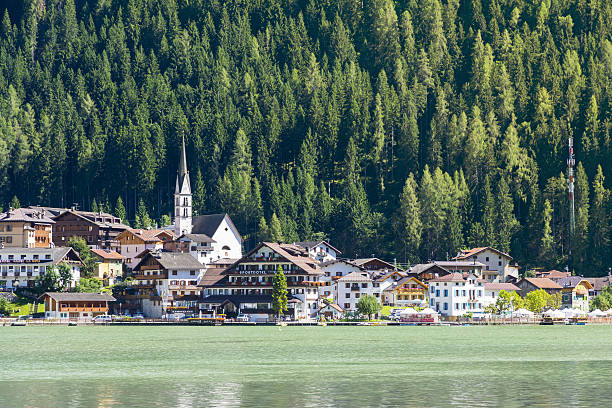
<box><xmin>174</xmin><ymin>134</ymin><xmax>192</xmax><ymax>235</ymax></box>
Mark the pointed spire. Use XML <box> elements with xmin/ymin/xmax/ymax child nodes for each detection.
<box><xmin>179</xmin><ymin>133</ymin><xmax>188</xmax><ymax>178</ymax></box>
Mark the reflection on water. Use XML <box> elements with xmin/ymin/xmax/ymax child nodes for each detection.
<box><xmin>1</xmin><ymin>326</ymin><xmax>612</xmax><ymax>407</ymax></box>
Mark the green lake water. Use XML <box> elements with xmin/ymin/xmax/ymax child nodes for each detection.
<box><xmin>1</xmin><ymin>325</ymin><xmax>612</xmax><ymax>407</ymax></box>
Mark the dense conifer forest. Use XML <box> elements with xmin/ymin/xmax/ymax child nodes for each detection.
<box><xmin>0</xmin><ymin>0</ymin><xmax>610</xmax><ymax>274</ymax></box>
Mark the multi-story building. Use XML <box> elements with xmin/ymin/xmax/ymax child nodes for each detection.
<box><xmin>294</xmin><ymin>241</ymin><xmax>340</xmax><ymax>263</ymax></box>
<box><xmin>52</xmin><ymin>209</ymin><xmax>129</xmax><ymax>249</ymax></box>
<box><xmin>382</xmin><ymin>276</ymin><xmax>428</xmax><ymax>307</ymax></box>
<box><xmin>453</xmin><ymin>247</ymin><xmax>519</xmax><ymax>281</ymax></box>
<box><xmin>552</xmin><ymin>277</ymin><xmax>592</xmax><ymax>312</ymax></box>
<box><xmin>516</xmin><ymin>278</ymin><xmax>562</xmax><ymax>297</ymax></box>
<box><xmin>0</xmin><ymin>247</ymin><xmax>83</xmax><ymax>290</ymax></box>
<box><xmin>334</xmin><ymin>271</ymin><xmax>381</xmax><ymax>314</ymax></box>
<box><xmin>132</xmin><ymin>251</ymin><xmax>205</xmax><ymax>318</ymax></box>
<box><xmin>429</xmin><ymin>273</ymin><xmax>485</xmax><ymax>317</ymax></box>
<box><xmin>165</xmin><ymin>233</ymin><xmax>215</xmax><ymax>266</ymax></box>
<box><xmin>113</xmin><ymin>228</ymin><xmax>175</xmax><ymax>269</ymax></box>
<box><xmin>90</xmin><ymin>249</ymin><xmax>125</xmax><ymax>285</ymax></box>
<box><xmin>191</xmin><ymin>213</ymin><xmax>242</xmax><ymax>264</ymax></box>
<box><xmin>199</xmin><ymin>242</ymin><xmax>323</xmax><ymax>321</ymax></box>
<box><xmin>0</xmin><ymin>208</ymin><xmax>55</xmax><ymax>248</ymax></box>
<box><xmin>319</xmin><ymin>259</ymin><xmax>364</xmax><ymax>301</ymax></box>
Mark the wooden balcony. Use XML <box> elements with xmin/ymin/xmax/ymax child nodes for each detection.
<box><xmin>134</xmin><ymin>274</ymin><xmax>167</xmax><ymax>280</ymax></box>
<box><xmin>168</xmin><ymin>285</ymin><xmax>200</xmax><ymax>291</ymax></box>
<box><xmin>59</xmin><ymin>307</ymin><xmax>108</xmax><ymax>312</ymax></box>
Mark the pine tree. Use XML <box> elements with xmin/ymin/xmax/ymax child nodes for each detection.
<box><xmin>10</xmin><ymin>196</ymin><xmax>20</xmax><ymax>209</ymax></box>
<box><xmin>573</xmin><ymin>162</ymin><xmax>590</xmax><ymax>273</ymax></box>
<box><xmin>496</xmin><ymin>176</ymin><xmax>518</xmax><ymax>253</ymax></box>
<box><xmin>396</xmin><ymin>173</ymin><xmax>422</xmax><ymax>264</ymax></box>
<box><xmin>590</xmin><ymin>166</ymin><xmax>610</xmax><ymax>274</ymax></box>
<box><xmin>269</xmin><ymin>213</ymin><xmax>283</xmax><ymax>242</ymax></box>
<box><xmin>539</xmin><ymin>199</ymin><xmax>556</xmax><ymax>268</ymax></box>
<box><xmin>480</xmin><ymin>175</ymin><xmax>496</xmax><ymax>247</ymax></box>
<box><xmin>114</xmin><ymin>196</ymin><xmax>127</xmax><ymax>225</ymax></box>
<box><xmin>272</xmin><ymin>264</ymin><xmax>288</xmax><ymax>319</ymax></box>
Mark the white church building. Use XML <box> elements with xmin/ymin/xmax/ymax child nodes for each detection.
<box><xmin>171</xmin><ymin>136</ymin><xmax>242</xmax><ymax>266</ymax></box>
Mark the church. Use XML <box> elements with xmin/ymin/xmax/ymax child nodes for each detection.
<box><xmin>173</xmin><ymin>136</ymin><xmax>243</xmax><ymax>265</ymax></box>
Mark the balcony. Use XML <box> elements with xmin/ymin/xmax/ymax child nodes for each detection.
<box><xmin>134</xmin><ymin>274</ymin><xmax>166</xmax><ymax>280</ymax></box>
<box><xmin>59</xmin><ymin>307</ymin><xmax>108</xmax><ymax>312</ymax></box>
<box><xmin>168</xmin><ymin>285</ymin><xmax>200</xmax><ymax>291</ymax></box>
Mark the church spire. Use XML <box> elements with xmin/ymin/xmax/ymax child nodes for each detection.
<box><xmin>179</xmin><ymin>133</ymin><xmax>188</xmax><ymax>178</ymax></box>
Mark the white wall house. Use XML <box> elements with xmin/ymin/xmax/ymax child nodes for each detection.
<box><xmin>295</xmin><ymin>241</ymin><xmax>340</xmax><ymax>263</ymax></box>
<box><xmin>482</xmin><ymin>282</ymin><xmax>521</xmax><ymax>308</ymax></box>
<box><xmin>429</xmin><ymin>273</ymin><xmax>485</xmax><ymax>317</ymax></box>
<box><xmin>319</xmin><ymin>259</ymin><xmax>363</xmax><ymax>302</ymax></box>
<box><xmin>333</xmin><ymin>272</ymin><xmax>381</xmax><ymax>313</ymax></box>
<box><xmin>0</xmin><ymin>247</ymin><xmax>82</xmax><ymax>290</ymax></box>
<box><xmin>454</xmin><ymin>247</ymin><xmax>519</xmax><ymax>281</ymax></box>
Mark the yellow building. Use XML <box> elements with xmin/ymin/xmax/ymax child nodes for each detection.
<box><xmin>90</xmin><ymin>249</ymin><xmax>125</xmax><ymax>286</ymax></box>
<box><xmin>0</xmin><ymin>208</ymin><xmax>55</xmax><ymax>248</ymax></box>
<box><xmin>382</xmin><ymin>277</ymin><xmax>429</xmax><ymax>307</ymax></box>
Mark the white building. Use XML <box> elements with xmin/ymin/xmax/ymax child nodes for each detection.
<box><xmin>114</xmin><ymin>228</ymin><xmax>175</xmax><ymax>270</ymax></box>
<box><xmin>428</xmin><ymin>272</ymin><xmax>485</xmax><ymax>317</ymax></box>
<box><xmin>482</xmin><ymin>282</ymin><xmax>521</xmax><ymax>308</ymax></box>
<box><xmin>191</xmin><ymin>214</ymin><xmax>242</xmax><ymax>264</ymax></box>
<box><xmin>453</xmin><ymin>247</ymin><xmax>519</xmax><ymax>281</ymax></box>
<box><xmin>319</xmin><ymin>259</ymin><xmax>363</xmax><ymax>301</ymax></box>
<box><xmin>295</xmin><ymin>241</ymin><xmax>340</xmax><ymax>263</ymax></box>
<box><xmin>133</xmin><ymin>251</ymin><xmax>204</xmax><ymax>318</ymax></box>
<box><xmin>199</xmin><ymin>242</ymin><xmax>323</xmax><ymax>321</ymax></box>
<box><xmin>174</xmin><ymin>135</ymin><xmax>192</xmax><ymax>236</ymax></box>
<box><xmin>0</xmin><ymin>247</ymin><xmax>82</xmax><ymax>290</ymax></box>
<box><xmin>334</xmin><ymin>271</ymin><xmax>381</xmax><ymax>313</ymax></box>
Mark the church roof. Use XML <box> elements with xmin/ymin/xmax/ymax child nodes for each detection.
<box><xmin>191</xmin><ymin>213</ymin><xmax>242</xmax><ymax>242</ymax></box>
<box><xmin>175</xmin><ymin>134</ymin><xmax>191</xmax><ymax>195</ymax></box>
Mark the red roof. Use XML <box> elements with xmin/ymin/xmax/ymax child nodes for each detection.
<box><xmin>484</xmin><ymin>282</ymin><xmax>520</xmax><ymax>291</ymax></box>
<box><xmin>523</xmin><ymin>278</ymin><xmax>562</xmax><ymax>289</ymax></box>
<box><xmin>90</xmin><ymin>249</ymin><xmax>125</xmax><ymax>260</ymax></box>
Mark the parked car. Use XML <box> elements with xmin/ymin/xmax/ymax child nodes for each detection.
<box><xmin>236</xmin><ymin>314</ymin><xmax>249</xmax><ymax>322</ymax></box>
<box><xmin>133</xmin><ymin>313</ymin><xmax>144</xmax><ymax>320</ymax></box>
<box><xmin>18</xmin><ymin>315</ymin><xmax>33</xmax><ymax>320</ymax></box>
<box><xmin>93</xmin><ymin>315</ymin><xmax>112</xmax><ymax>323</ymax></box>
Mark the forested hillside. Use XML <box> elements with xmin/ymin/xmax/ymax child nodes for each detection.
<box><xmin>0</xmin><ymin>0</ymin><xmax>610</xmax><ymax>274</ymax></box>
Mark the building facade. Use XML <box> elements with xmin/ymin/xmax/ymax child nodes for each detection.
<box><xmin>132</xmin><ymin>251</ymin><xmax>204</xmax><ymax>318</ymax></box>
<box><xmin>334</xmin><ymin>272</ymin><xmax>380</xmax><ymax>313</ymax></box>
<box><xmin>454</xmin><ymin>247</ymin><xmax>519</xmax><ymax>281</ymax></box>
<box><xmin>199</xmin><ymin>242</ymin><xmax>323</xmax><ymax>321</ymax></box>
<box><xmin>0</xmin><ymin>247</ymin><xmax>82</xmax><ymax>290</ymax></box>
<box><xmin>52</xmin><ymin>209</ymin><xmax>129</xmax><ymax>249</ymax></box>
<box><xmin>90</xmin><ymin>249</ymin><xmax>125</xmax><ymax>285</ymax></box>
<box><xmin>41</xmin><ymin>292</ymin><xmax>115</xmax><ymax>319</ymax></box>
<box><xmin>429</xmin><ymin>273</ymin><xmax>485</xmax><ymax>317</ymax></box>
<box><xmin>382</xmin><ymin>277</ymin><xmax>428</xmax><ymax>307</ymax></box>
<box><xmin>114</xmin><ymin>228</ymin><xmax>175</xmax><ymax>269</ymax></box>
<box><xmin>0</xmin><ymin>208</ymin><xmax>55</xmax><ymax>248</ymax></box>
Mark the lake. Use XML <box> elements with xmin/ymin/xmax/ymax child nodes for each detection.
<box><xmin>1</xmin><ymin>325</ymin><xmax>611</xmax><ymax>407</ymax></box>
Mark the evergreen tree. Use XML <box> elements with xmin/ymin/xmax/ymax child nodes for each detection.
<box><xmin>590</xmin><ymin>166</ymin><xmax>610</xmax><ymax>274</ymax></box>
<box><xmin>396</xmin><ymin>173</ymin><xmax>422</xmax><ymax>264</ymax></box>
<box><xmin>114</xmin><ymin>196</ymin><xmax>127</xmax><ymax>225</ymax></box>
<box><xmin>272</xmin><ymin>264</ymin><xmax>288</xmax><ymax>319</ymax></box>
<box><xmin>269</xmin><ymin>213</ymin><xmax>283</xmax><ymax>242</ymax></box>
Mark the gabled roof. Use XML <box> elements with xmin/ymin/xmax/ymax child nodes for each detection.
<box><xmin>407</xmin><ymin>263</ymin><xmax>450</xmax><ymax>276</ymax></box>
<box><xmin>337</xmin><ymin>272</ymin><xmax>372</xmax><ymax>282</ymax></box>
<box><xmin>484</xmin><ymin>282</ymin><xmax>520</xmax><ymax>291</ymax></box>
<box><xmin>0</xmin><ymin>208</ymin><xmax>56</xmax><ymax>224</ymax></box>
<box><xmin>553</xmin><ymin>277</ymin><xmax>593</xmax><ymax>289</ymax></box>
<box><xmin>434</xmin><ymin>260</ymin><xmax>486</xmax><ymax>268</ymax></box>
<box><xmin>453</xmin><ymin>247</ymin><xmax>513</xmax><ymax>261</ymax></box>
<box><xmin>137</xmin><ymin>252</ymin><xmax>204</xmax><ymax>270</ymax></box>
<box><xmin>521</xmin><ymin>278</ymin><xmax>562</xmax><ymax>289</ymax></box>
<box><xmin>352</xmin><ymin>257</ymin><xmax>400</xmax><ymax>271</ymax></box>
<box><xmin>180</xmin><ymin>233</ymin><xmax>215</xmax><ymax>243</ymax></box>
<box><xmin>53</xmin><ymin>210</ymin><xmax>129</xmax><ymax>230</ymax></box>
<box><xmin>39</xmin><ymin>292</ymin><xmax>115</xmax><ymax>302</ymax></box>
<box><xmin>294</xmin><ymin>240</ymin><xmax>342</xmax><ymax>255</ymax></box>
<box><xmin>385</xmin><ymin>276</ymin><xmax>428</xmax><ymax>291</ymax></box>
<box><xmin>318</xmin><ymin>303</ymin><xmax>344</xmax><ymax>313</ymax></box>
<box><xmin>586</xmin><ymin>276</ymin><xmax>612</xmax><ymax>292</ymax></box>
<box><xmin>374</xmin><ymin>270</ymin><xmax>407</xmax><ymax>283</ymax></box>
<box><xmin>122</xmin><ymin>228</ymin><xmax>175</xmax><ymax>243</ymax></box>
<box><xmin>228</xmin><ymin>242</ymin><xmax>322</xmax><ymax>275</ymax></box>
<box><xmin>429</xmin><ymin>272</ymin><xmax>466</xmax><ymax>282</ymax></box>
<box><xmin>90</xmin><ymin>249</ymin><xmax>125</xmax><ymax>261</ymax></box>
<box><xmin>320</xmin><ymin>258</ymin><xmax>363</xmax><ymax>269</ymax></box>
<box><xmin>536</xmin><ymin>270</ymin><xmax>572</xmax><ymax>279</ymax></box>
<box><xmin>197</xmin><ymin>267</ymin><xmax>227</xmax><ymax>287</ymax></box>
<box><xmin>191</xmin><ymin>213</ymin><xmax>242</xmax><ymax>242</ymax></box>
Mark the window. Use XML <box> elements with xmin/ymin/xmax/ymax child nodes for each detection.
<box><xmin>455</xmin><ymin>290</ymin><xmax>459</xmax><ymax>296</ymax></box>
<box><xmin>498</xmin><ymin>261</ymin><xmax>502</xmax><ymax>266</ymax></box>
<box><xmin>190</xmin><ymin>271</ymin><xmax>195</xmax><ymax>276</ymax></box>
<box><xmin>361</xmin><ymin>283</ymin><xmax>368</xmax><ymax>288</ymax></box>
<box><xmin>6</xmin><ymin>225</ymin><xmax>11</xmax><ymax>232</ymax></box>
<box><xmin>455</xmin><ymin>303</ymin><xmax>459</xmax><ymax>309</ymax></box>
<box><xmin>345</xmin><ymin>283</ymin><xmax>350</xmax><ymax>288</ymax></box>
<box><xmin>172</xmin><ymin>270</ymin><xmax>177</xmax><ymax>276</ymax></box>
<box><xmin>486</xmin><ymin>257</ymin><xmax>489</xmax><ymax>262</ymax></box>
<box><xmin>477</xmin><ymin>290</ymin><xmax>482</xmax><ymax>296</ymax></box>
<box><xmin>444</xmin><ymin>303</ymin><xmax>448</xmax><ymax>310</ymax></box>
<box><xmin>431</xmin><ymin>286</ymin><xmax>435</xmax><ymax>294</ymax></box>
<box><xmin>6</xmin><ymin>237</ymin><xmax>11</xmax><ymax>243</ymax></box>
<box><xmin>444</xmin><ymin>289</ymin><xmax>448</xmax><ymax>297</ymax></box>
<box><xmin>355</xmin><ymin>293</ymin><xmax>360</xmax><ymax>298</ymax></box>
<box><xmin>435</xmin><ymin>290</ymin><xmax>440</xmax><ymax>297</ymax></box>
<box><xmin>344</xmin><ymin>303</ymin><xmax>350</xmax><ymax>309</ymax></box>
<box><xmin>462</xmin><ymin>290</ymin><xmax>466</xmax><ymax>296</ymax></box>
<box><xmin>345</xmin><ymin>293</ymin><xmax>350</xmax><ymax>298</ymax></box>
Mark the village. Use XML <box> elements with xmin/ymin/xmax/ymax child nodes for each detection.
<box><xmin>0</xmin><ymin>139</ymin><xmax>610</xmax><ymax>326</ymax></box>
